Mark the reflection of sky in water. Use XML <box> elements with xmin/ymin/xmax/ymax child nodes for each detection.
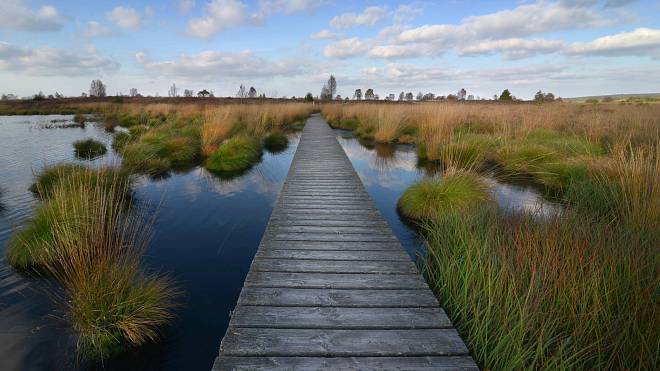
<box><xmin>0</xmin><ymin>116</ymin><xmax>302</xmax><ymax>371</ymax></box>
<box><xmin>336</xmin><ymin>133</ymin><xmax>428</xmax><ymax>262</ymax></box>
<box><xmin>336</xmin><ymin>130</ymin><xmax>561</xmax><ymax>261</ymax></box>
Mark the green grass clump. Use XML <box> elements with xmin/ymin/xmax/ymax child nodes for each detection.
<box><xmin>205</xmin><ymin>137</ymin><xmax>262</xmax><ymax>172</ymax></box>
<box><xmin>398</xmin><ymin>171</ymin><xmax>491</xmax><ymax>221</ymax></box>
<box><xmin>422</xmin><ymin>205</ymin><xmax>657</xmax><ymax>369</ymax></box>
<box><xmin>9</xmin><ymin>167</ymin><xmax>131</xmax><ymax>269</ymax></box>
<box><xmin>9</xmin><ymin>167</ymin><xmax>179</xmax><ymax>359</ymax></box>
<box><xmin>263</xmin><ymin>132</ymin><xmax>289</xmax><ymax>153</ymax></box>
<box><xmin>112</xmin><ymin>132</ymin><xmax>132</xmax><ymax>151</ymax></box>
<box><xmin>73</xmin><ymin>139</ymin><xmax>107</xmax><ymax>160</ymax></box>
<box><xmin>29</xmin><ymin>164</ymin><xmax>130</xmax><ymax>200</ymax></box>
<box><xmin>29</xmin><ymin>163</ymin><xmax>84</xmax><ymax>197</ymax></box>
<box><xmin>120</xmin><ymin>142</ymin><xmax>172</xmax><ymax>177</ymax></box>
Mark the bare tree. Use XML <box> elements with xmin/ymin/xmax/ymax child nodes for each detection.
<box><xmin>168</xmin><ymin>83</ymin><xmax>178</xmax><ymax>97</ymax></box>
<box><xmin>89</xmin><ymin>79</ymin><xmax>106</xmax><ymax>97</ymax></box>
<box><xmin>353</xmin><ymin>89</ymin><xmax>362</xmax><ymax>100</ymax></box>
<box><xmin>386</xmin><ymin>93</ymin><xmax>395</xmax><ymax>101</ymax></box>
<box><xmin>183</xmin><ymin>89</ymin><xmax>194</xmax><ymax>97</ymax></box>
<box><xmin>365</xmin><ymin>88</ymin><xmax>375</xmax><ymax>100</ymax></box>
<box><xmin>237</xmin><ymin>84</ymin><xmax>247</xmax><ymax>98</ymax></box>
<box><xmin>248</xmin><ymin>86</ymin><xmax>257</xmax><ymax>98</ymax></box>
<box><xmin>405</xmin><ymin>92</ymin><xmax>413</xmax><ymax>101</ymax></box>
<box><xmin>320</xmin><ymin>85</ymin><xmax>331</xmax><ymax>100</ymax></box>
<box><xmin>458</xmin><ymin>88</ymin><xmax>467</xmax><ymax>100</ymax></box>
<box><xmin>398</xmin><ymin>92</ymin><xmax>405</xmax><ymax>101</ymax></box>
<box><xmin>416</xmin><ymin>91</ymin><xmax>423</xmax><ymax>100</ymax></box>
<box><xmin>129</xmin><ymin>88</ymin><xmax>139</xmax><ymax>97</ymax></box>
<box><xmin>328</xmin><ymin>75</ymin><xmax>337</xmax><ymax>98</ymax></box>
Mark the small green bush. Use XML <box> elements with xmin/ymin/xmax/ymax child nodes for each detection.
<box><xmin>206</xmin><ymin>137</ymin><xmax>262</xmax><ymax>172</ymax></box>
<box><xmin>398</xmin><ymin>171</ymin><xmax>491</xmax><ymax>221</ymax></box>
<box><xmin>73</xmin><ymin>139</ymin><xmax>107</xmax><ymax>160</ymax></box>
<box><xmin>263</xmin><ymin>132</ymin><xmax>289</xmax><ymax>153</ymax></box>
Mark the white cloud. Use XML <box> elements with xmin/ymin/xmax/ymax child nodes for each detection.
<box><xmin>459</xmin><ymin>38</ymin><xmax>566</xmax><ymax>59</ymax></box>
<box><xmin>187</xmin><ymin>0</ymin><xmax>247</xmax><ymax>38</ymax></box>
<box><xmin>398</xmin><ymin>1</ymin><xmax>610</xmax><ymax>45</ymax></box>
<box><xmin>0</xmin><ymin>41</ymin><xmax>120</xmax><ymax>76</ymax></box>
<box><xmin>370</xmin><ymin>0</ymin><xmax>623</xmax><ymax>60</ymax></box>
<box><xmin>310</xmin><ymin>29</ymin><xmax>337</xmax><ymax>40</ymax></box>
<box><xmin>330</xmin><ymin>6</ymin><xmax>387</xmax><ymax>28</ymax></box>
<box><xmin>82</xmin><ymin>21</ymin><xmax>116</xmax><ymax>38</ymax></box>
<box><xmin>567</xmin><ymin>27</ymin><xmax>660</xmax><ymax>57</ymax></box>
<box><xmin>106</xmin><ymin>6</ymin><xmax>142</xmax><ymax>30</ymax></box>
<box><xmin>0</xmin><ymin>0</ymin><xmax>65</xmax><ymax>32</ymax></box>
<box><xmin>323</xmin><ymin>37</ymin><xmax>368</xmax><ymax>58</ymax></box>
<box><xmin>179</xmin><ymin>0</ymin><xmax>196</xmax><ymax>14</ymax></box>
<box><xmin>369</xmin><ymin>43</ymin><xmax>440</xmax><ymax>59</ymax></box>
<box><xmin>135</xmin><ymin>50</ymin><xmax>304</xmax><ymax>78</ymax></box>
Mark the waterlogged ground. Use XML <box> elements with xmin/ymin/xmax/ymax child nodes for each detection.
<box><xmin>0</xmin><ymin>116</ymin><xmax>558</xmax><ymax>370</ymax></box>
<box><xmin>335</xmin><ymin>129</ymin><xmax>560</xmax><ymax>261</ymax></box>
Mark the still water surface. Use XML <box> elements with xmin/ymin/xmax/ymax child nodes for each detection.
<box><xmin>0</xmin><ymin>115</ymin><xmax>556</xmax><ymax>370</ymax></box>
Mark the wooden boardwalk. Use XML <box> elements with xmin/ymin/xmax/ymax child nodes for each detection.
<box><xmin>213</xmin><ymin>114</ymin><xmax>476</xmax><ymax>370</ymax></box>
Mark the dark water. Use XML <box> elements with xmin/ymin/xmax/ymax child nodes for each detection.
<box><xmin>335</xmin><ymin>129</ymin><xmax>560</xmax><ymax>262</ymax></box>
<box><xmin>0</xmin><ymin>115</ymin><xmax>300</xmax><ymax>370</ymax></box>
<box><xmin>0</xmin><ymin>116</ymin><xmax>557</xmax><ymax>370</ymax></box>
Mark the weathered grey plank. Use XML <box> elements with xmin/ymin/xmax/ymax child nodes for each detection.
<box><xmin>269</xmin><ymin>233</ymin><xmax>398</xmax><ymax>242</ymax></box>
<box><xmin>244</xmin><ymin>272</ymin><xmax>427</xmax><ymax>289</ymax></box>
<box><xmin>236</xmin><ymin>287</ymin><xmax>440</xmax><ymax>307</ymax></box>
<box><xmin>229</xmin><ymin>306</ymin><xmax>451</xmax><ymax>329</ymax></box>
<box><xmin>258</xmin><ymin>240</ymin><xmax>402</xmax><ymax>251</ymax></box>
<box><xmin>213</xmin><ymin>356</ymin><xmax>478</xmax><ymax>370</ymax></box>
<box><xmin>269</xmin><ymin>225</ymin><xmax>393</xmax><ymax>234</ymax></box>
<box><xmin>251</xmin><ymin>258</ymin><xmax>417</xmax><ymax>274</ymax></box>
<box><xmin>219</xmin><ymin>328</ymin><xmax>470</xmax><ymax>356</ymax></box>
<box><xmin>256</xmin><ymin>249</ymin><xmax>410</xmax><ymax>261</ymax></box>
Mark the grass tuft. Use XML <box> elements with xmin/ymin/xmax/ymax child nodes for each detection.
<box><xmin>205</xmin><ymin>136</ymin><xmax>262</xmax><ymax>172</ymax></box>
<box><xmin>263</xmin><ymin>132</ymin><xmax>289</xmax><ymax>153</ymax></box>
<box><xmin>73</xmin><ymin>139</ymin><xmax>107</xmax><ymax>160</ymax></box>
<box><xmin>397</xmin><ymin>170</ymin><xmax>491</xmax><ymax>221</ymax></box>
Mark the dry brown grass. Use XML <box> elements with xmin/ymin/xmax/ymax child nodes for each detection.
<box><xmin>322</xmin><ymin>102</ymin><xmax>659</xmax><ymax>151</ymax></box>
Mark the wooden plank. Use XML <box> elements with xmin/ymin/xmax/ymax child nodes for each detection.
<box><xmin>270</xmin><ymin>225</ymin><xmax>393</xmax><ymax>234</ymax></box>
<box><xmin>259</xmin><ymin>240</ymin><xmax>402</xmax><ymax>251</ymax></box>
<box><xmin>219</xmin><ymin>328</ymin><xmax>470</xmax><ymax>356</ymax></box>
<box><xmin>244</xmin><ymin>272</ymin><xmax>428</xmax><ymax>289</ymax></box>
<box><xmin>229</xmin><ymin>306</ymin><xmax>451</xmax><ymax>329</ymax></box>
<box><xmin>213</xmin><ymin>356</ymin><xmax>478</xmax><ymax>370</ymax></box>
<box><xmin>251</xmin><ymin>258</ymin><xmax>417</xmax><ymax>274</ymax></box>
<box><xmin>256</xmin><ymin>249</ymin><xmax>410</xmax><ymax>261</ymax></box>
<box><xmin>236</xmin><ymin>287</ymin><xmax>440</xmax><ymax>307</ymax></box>
<box><xmin>269</xmin><ymin>233</ymin><xmax>398</xmax><ymax>243</ymax></box>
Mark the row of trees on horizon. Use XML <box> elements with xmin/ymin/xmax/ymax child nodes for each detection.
<box><xmin>1</xmin><ymin>77</ymin><xmax>560</xmax><ymax>103</ymax></box>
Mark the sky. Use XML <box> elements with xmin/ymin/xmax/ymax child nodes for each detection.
<box><xmin>1</xmin><ymin>0</ymin><xmax>659</xmax><ymax>99</ymax></box>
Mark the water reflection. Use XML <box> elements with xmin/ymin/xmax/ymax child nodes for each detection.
<box><xmin>335</xmin><ymin>129</ymin><xmax>561</xmax><ymax>259</ymax></box>
<box><xmin>0</xmin><ymin>115</ymin><xmax>300</xmax><ymax>370</ymax></box>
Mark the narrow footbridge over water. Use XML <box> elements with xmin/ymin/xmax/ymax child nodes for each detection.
<box><xmin>213</xmin><ymin>114</ymin><xmax>476</xmax><ymax>370</ymax></box>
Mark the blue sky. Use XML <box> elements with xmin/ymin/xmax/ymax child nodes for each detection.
<box><xmin>1</xmin><ymin>0</ymin><xmax>659</xmax><ymax>99</ymax></box>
